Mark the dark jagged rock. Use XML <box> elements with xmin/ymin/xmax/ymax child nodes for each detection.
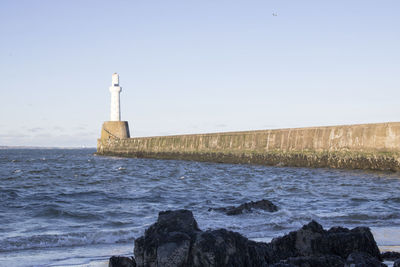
<box><xmin>269</xmin><ymin>263</ymin><xmax>297</xmax><ymax>267</ymax></box>
<box><xmin>133</xmin><ymin>209</ymin><xmax>383</xmax><ymax>267</ymax></box>
<box><xmin>381</xmin><ymin>251</ymin><xmax>400</xmax><ymax>261</ymax></box>
<box><xmin>326</xmin><ymin>226</ymin><xmax>382</xmax><ymax>261</ymax></box>
<box><xmin>394</xmin><ymin>258</ymin><xmax>400</xmax><ymax>267</ymax></box>
<box><xmin>209</xmin><ymin>199</ymin><xmax>278</xmax><ymax>215</ymax></box>
<box><xmin>189</xmin><ymin>228</ymin><xmax>270</xmax><ymax>266</ymax></box>
<box><xmin>268</xmin><ymin>220</ymin><xmax>381</xmax><ymax>262</ymax></box>
<box><xmin>109</xmin><ymin>256</ymin><xmax>136</xmax><ymax>267</ymax></box>
<box><xmin>134</xmin><ymin>209</ymin><xmax>272</xmax><ymax>266</ymax></box>
<box><xmin>345</xmin><ymin>252</ymin><xmax>387</xmax><ymax>267</ymax></box>
<box><xmin>273</xmin><ymin>255</ymin><xmax>345</xmax><ymax>267</ymax></box>
<box><xmin>134</xmin><ymin>210</ymin><xmax>200</xmax><ymax>267</ymax></box>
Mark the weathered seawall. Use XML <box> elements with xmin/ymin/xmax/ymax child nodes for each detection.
<box><xmin>96</xmin><ymin>122</ymin><xmax>400</xmax><ymax>171</ymax></box>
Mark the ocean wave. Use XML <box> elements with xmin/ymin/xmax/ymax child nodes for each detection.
<box><xmin>31</xmin><ymin>205</ymin><xmax>105</xmax><ymax>221</ymax></box>
<box><xmin>28</xmin><ymin>168</ymin><xmax>51</xmax><ymax>174</ymax></box>
<box><xmin>0</xmin><ymin>229</ymin><xmax>135</xmax><ymax>252</ymax></box>
<box><xmin>332</xmin><ymin>212</ymin><xmax>400</xmax><ymax>222</ymax></box>
<box><xmin>0</xmin><ymin>189</ymin><xmax>21</xmax><ymax>199</ymax></box>
<box><xmin>384</xmin><ymin>197</ymin><xmax>400</xmax><ymax>204</ymax></box>
<box><xmin>58</xmin><ymin>190</ymin><xmax>106</xmax><ymax>199</ymax></box>
<box><xmin>350</xmin><ymin>197</ymin><xmax>370</xmax><ymax>203</ymax></box>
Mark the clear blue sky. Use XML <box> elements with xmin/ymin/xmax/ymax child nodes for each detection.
<box><xmin>1</xmin><ymin>0</ymin><xmax>399</xmax><ymax>147</ymax></box>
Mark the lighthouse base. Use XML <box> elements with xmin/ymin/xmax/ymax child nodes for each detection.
<box><xmin>100</xmin><ymin>121</ymin><xmax>130</xmax><ymax>140</ymax></box>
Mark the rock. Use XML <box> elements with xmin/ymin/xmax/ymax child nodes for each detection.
<box><xmin>394</xmin><ymin>258</ymin><xmax>400</xmax><ymax>267</ymax></box>
<box><xmin>134</xmin><ymin>209</ymin><xmax>383</xmax><ymax>267</ymax></box>
<box><xmin>381</xmin><ymin>251</ymin><xmax>400</xmax><ymax>261</ymax></box>
<box><xmin>189</xmin><ymin>228</ymin><xmax>270</xmax><ymax>266</ymax></box>
<box><xmin>209</xmin><ymin>199</ymin><xmax>278</xmax><ymax>215</ymax></box>
<box><xmin>274</xmin><ymin>255</ymin><xmax>345</xmax><ymax>267</ymax></box>
<box><xmin>109</xmin><ymin>256</ymin><xmax>136</xmax><ymax>267</ymax></box>
<box><xmin>326</xmin><ymin>226</ymin><xmax>382</xmax><ymax>261</ymax></box>
<box><xmin>345</xmin><ymin>252</ymin><xmax>386</xmax><ymax>267</ymax></box>
<box><xmin>269</xmin><ymin>263</ymin><xmax>297</xmax><ymax>267</ymax></box>
<box><xmin>134</xmin><ymin>209</ymin><xmax>271</xmax><ymax>266</ymax></box>
<box><xmin>134</xmin><ymin>209</ymin><xmax>200</xmax><ymax>267</ymax></box>
<box><xmin>268</xmin><ymin>220</ymin><xmax>382</xmax><ymax>262</ymax></box>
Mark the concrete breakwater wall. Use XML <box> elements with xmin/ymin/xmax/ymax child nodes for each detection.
<box><xmin>96</xmin><ymin>122</ymin><xmax>400</xmax><ymax>171</ymax></box>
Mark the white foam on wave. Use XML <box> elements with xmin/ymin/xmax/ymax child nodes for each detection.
<box><xmin>0</xmin><ymin>229</ymin><xmax>136</xmax><ymax>252</ymax></box>
<box><xmin>372</xmin><ymin>227</ymin><xmax>400</xmax><ymax>246</ymax></box>
<box><xmin>0</xmin><ymin>242</ymin><xmax>133</xmax><ymax>267</ymax></box>
<box><xmin>196</xmin><ymin>207</ymin><xmax>313</xmax><ymax>241</ymax></box>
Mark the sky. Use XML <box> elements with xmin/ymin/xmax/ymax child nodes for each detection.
<box><xmin>0</xmin><ymin>0</ymin><xmax>399</xmax><ymax>147</ymax></box>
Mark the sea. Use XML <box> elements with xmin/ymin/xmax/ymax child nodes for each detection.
<box><xmin>1</xmin><ymin>148</ymin><xmax>400</xmax><ymax>267</ymax></box>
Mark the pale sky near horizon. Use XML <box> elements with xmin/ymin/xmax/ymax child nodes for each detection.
<box><xmin>1</xmin><ymin>0</ymin><xmax>399</xmax><ymax>147</ymax></box>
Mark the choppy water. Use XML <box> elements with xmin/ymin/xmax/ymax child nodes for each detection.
<box><xmin>1</xmin><ymin>148</ymin><xmax>400</xmax><ymax>266</ymax></box>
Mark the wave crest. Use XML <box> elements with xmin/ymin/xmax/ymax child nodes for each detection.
<box><xmin>0</xmin><ymin>229</ymin><xmax>135</xmax><ymax>252</ymax></box>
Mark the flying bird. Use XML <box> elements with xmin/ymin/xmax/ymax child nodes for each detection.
<box><xmin>272</xmin><ymin>13</ymin><xmax>277</xmax><ymax>16</ymax></box>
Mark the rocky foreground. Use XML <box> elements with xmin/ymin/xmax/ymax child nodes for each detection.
<box><xmin>110</xmin><ymin>209</ymin><xmax>400</xmax><ymax>267</ymax></box>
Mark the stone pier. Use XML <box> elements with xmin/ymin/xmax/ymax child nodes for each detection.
<box><xmin>97</xmin><ymin>122</ymin><xmax>400</xmax><ymax>172</ymax></box>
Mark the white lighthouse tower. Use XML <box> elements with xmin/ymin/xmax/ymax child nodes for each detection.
<box><xmin>98</xmin><ymin>73</ymin><xmax>130</xmax><ymax>140</ymax></box>
<box><xmin>110</xmin><ymin>73</ymin><xmax>122</xmax><ymax>121</ymax></box>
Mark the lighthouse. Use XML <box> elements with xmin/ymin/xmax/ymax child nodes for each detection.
<box><xmin>110</xmin><ymin>73</ymin><xmax>122</xmax><ymax>121</ymax></box>
<box><xmin>98</xmin><ymin>73</ymin><xmax>130</xmax><ymax>140</ymax></box>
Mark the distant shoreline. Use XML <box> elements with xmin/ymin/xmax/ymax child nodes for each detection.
<box><xmin>0</xmin><ymin>146</ymin><xmax>96</xmax><ymax>150</ymax></box>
